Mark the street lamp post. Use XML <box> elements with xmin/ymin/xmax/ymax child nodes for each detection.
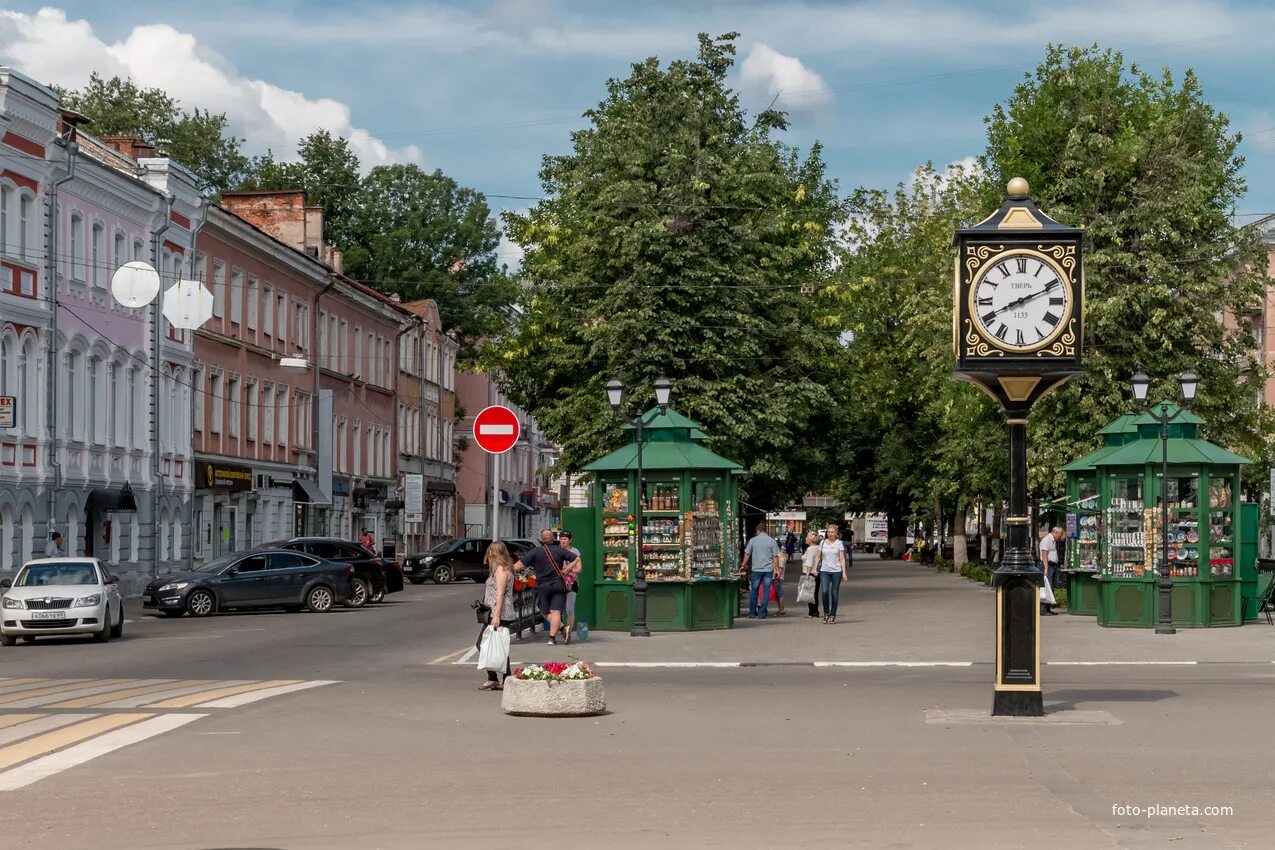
<box><xmin>606</xmin><ymin>375</ymin><xmax>672</xmax><ymax>638</ymax></box>
<box><xmin>1130</xmin><ymin>370</ymin><xmax>1199</xmax><ymax>636</ymax></box>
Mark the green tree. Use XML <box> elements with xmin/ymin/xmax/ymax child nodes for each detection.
<box><xmin>239</xmin><ymin>131</ymin><xmax>362</xmax><ymax>247</ymax></box>
<box><xmin>342</xmin><ymin>163</ymin><xmax>512</xmax><ymax>355</ymax></box>
<box><xmin>58</xmin><ymin>73</ymin><xmax>247</xmax><ymax>192</ymax></box>
<box><xmin>983</xmin><ymin>45</ymin><xmax>1273</xmax><ymax>494</ymax></box>
<box><xmin>836</xmin><ymin>163</ymin><xmax>1005</xmax><ymax>552</ymax></box>
<box><xmin>492</xmin><ymin>33</ymin><xmax>846</xmax><ymax>505</ymax></box>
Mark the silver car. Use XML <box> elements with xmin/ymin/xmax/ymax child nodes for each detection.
<box><xmin>0</xmin><ymin>558</ymin><xmax>124</xmax><ymax>645</ymax></box>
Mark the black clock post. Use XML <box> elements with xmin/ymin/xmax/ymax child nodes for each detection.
<box><xmin>953</xmin><ymin>178</ymin><xmax>1085</xmax><ymax>717</ymax></box>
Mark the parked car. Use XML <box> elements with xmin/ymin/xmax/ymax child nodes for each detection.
<box><xmin>264</xmin><ymin>537</ymin><xmax>404</xmax><ymax>607</ymax></box>
<box><xmin>403</xmin><ymin>537</ymin><xmax>536</xmax><ymax>584</ymax></box>
<box><xmin>141</xmin><ymin>549</ymin><xmax>356</xmax><ymax>617</ymax></box>
<box><xmin>0</xmin><ymin>558</ymin><xmax>124</xmax><ymax>645</ymax></box>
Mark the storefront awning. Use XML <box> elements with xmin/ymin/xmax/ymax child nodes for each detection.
<box><xmin>292</xmin><ymin>479</ymin><xmax>330</xmax><ymax>505</ymax></box>
<box><xmin>85</xmin><ymin>484</ymin><xmax>138</xmax><ymax>513</ymax></box>
<box><xmin>427</xmin><ymin>479</ymin><xmax>456</xmax><ymax>495</ymax></box>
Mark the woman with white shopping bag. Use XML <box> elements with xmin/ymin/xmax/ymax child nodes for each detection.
<box><xmin>800</xmin><ymin>532</ymin><xmax>820</xmax><ymax>617</ymax></box>
<box><xmin>477</xmin><ymin>541</ymin><xmax>516</xmax><ymax>690</ymax></box>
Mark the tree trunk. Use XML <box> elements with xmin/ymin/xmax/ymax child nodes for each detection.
<box><xmin>887</xmin><ymin>512</ymin><xmax>908</xmax><ymax>559</ymax></box>
<box><xmin>952</xmin><ymin>503</ymin><xmax>969</xmax><ymax>573</ymax></box>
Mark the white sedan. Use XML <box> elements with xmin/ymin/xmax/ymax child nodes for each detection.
<box><xmin>0</xmin><ymin>558</ymin><xmax>124</xmax><ymax>645</ymax></box>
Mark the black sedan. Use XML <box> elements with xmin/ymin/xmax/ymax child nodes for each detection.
<box><xmin>264</xmin><ymin>537</ymin><xmax>404</xmax><ymax>607</ymax></box>
<box><xmin>402</xmin><ymin>538</ymin><xmax>535</xmax><ymax>584</ymax></box>
<box><xmin>142</xmin><ymin>549</ymin><xmax>356</xmax><ymax>617</ymax></box>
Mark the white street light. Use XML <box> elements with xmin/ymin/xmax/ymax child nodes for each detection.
<box><xmin>110</xmin><ymin>261</ymin><xmax>161</xmax><ymax>308</ymax></box>
<box><xmin>162</xmin><ymin>280</ymin><xmax>214</xmax><ymax>330</ymax></box>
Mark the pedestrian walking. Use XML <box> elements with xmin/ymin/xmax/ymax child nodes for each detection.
<box><xmin>478</xmin><ymin>541</ymin><xmax>515</xmax><ymax>691</ymax></box>
<box><xmin>514</xmin><ymin>529</ymin><xmax>580</xmax><ymax>645</ymax></box>
<box><xmin>358</xmin><ymin>528</ymin><xmax>374</xmax><ymax>553</ymax></box>
<box><xmin>841</xmin><ymin>528</ymin><xmax>854</xmax><ymax>571</ymax></box>
<box><xmin>559</xmin><ymin>530</ymin><xmax>582</xmax><ymax>636</ymax></box>
<box><xmin>784</xmin><ymin>531</ymin><xmax>797</xmax><ymax>562</ymax></box>
<box><xmin>819</xmin><ymin>524</ymin><xmax>848</xmax><ymax>624</ymax></box>
<box><xmin>44</xmin><ymin>532</ymin><xmax>63</xmax><ymax>557</ymax></box>
<box><xmin>1038</xmin><ymin>526</ymin><xmax>1062</xmax><ymax>615</ymax></box>
<box><xmin>742</xmin><ymin>521</ymin><xmax>781</xmax><ymax>619</ymax></box>
<box><xmin>802</xmin><ymin>531</ymin><xmax>821</xmax><ymax>617</ymax></box>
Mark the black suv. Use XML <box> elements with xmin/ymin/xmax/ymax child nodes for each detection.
<box><xmin>403</xmin><ymin>538</ymin><xmax>535</xmax><ymax>584</ymax></box>
<box><xmin>265</xmin><ymin>537</ymin><xmax>404</xmax><ymax>607</ymax></box>
<box><xmin>142</xmin><ymin>549</ymin><xmax>356</xmax><ymax>616</ymax></box>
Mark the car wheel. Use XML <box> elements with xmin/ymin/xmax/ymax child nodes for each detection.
<box><xmin>20</xmin><ymin>635</ymin><xmax>36</xmax><ymax>644</ymax></box>
<box><xmin>306</xmin><ymin>585</ymin><xmax>335</xmax><ymax>613</ymax></box>
<box><xmin>94</xmin><ymin>615</ymin><xmax>111</xmax><ymax>643</ymax></box>
<box><xmin>110</xmin><ymin>606</ymin><xmax>124</xmax><ymax>639</ymax></box>
<box><xmin>161</xmin><ymin>610</ymin><xmax>185</xmax><ymax>618</ymax></box>
<box><xmin>186</xmin><ymin>590</ymin><xmax>216</xmax><ymax>618</ymax></box>
<box><xmin>0</xmin><ymin>633</ymin><xmax>15</xmax><ymax>647</ymax></box>
<box><xmin>409</xmin><ymin>577</ymin><xmax>426</xmax><ymax>585</ymax></box>
<box><xmin>433</xmin><ymin>565</ymin><xmax>453</xmax><ymax>585</ymax></box>
<box><xmin>343</xmin><ymin>578</ymin><xmax>370</xmax><ymax>609</ymax></box>
<box><xmin>370</xmin><ymin>587</ymin><xmax>386</xmax><ymax>603</ymax></box>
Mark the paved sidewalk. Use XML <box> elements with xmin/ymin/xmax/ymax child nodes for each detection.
<box><xmin>498</xmin><ymin>558</ymin><xmax>1275</xmax><ymax>667</ymax></box>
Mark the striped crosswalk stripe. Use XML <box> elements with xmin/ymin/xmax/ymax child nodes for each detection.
<box><xmin>0</xmin><ymin>677</ymin><xmax>337</xmax><ymax>790</ymax></box>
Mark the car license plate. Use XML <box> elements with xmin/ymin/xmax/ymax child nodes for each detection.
<box><xmin>29</xmin><ymin>611</ymin><xmax>64</xmax><ymax>621</ymax></box>
<box><xmin>143</xmin><ymin>594</ymin><xmax>155</xmax><ymax>603</ymax></box>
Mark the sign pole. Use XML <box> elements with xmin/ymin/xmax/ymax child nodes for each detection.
<box><xmin>491</xmin><ymin>451</ymin><xmax>500</xmax><ymax>543</ymax></box>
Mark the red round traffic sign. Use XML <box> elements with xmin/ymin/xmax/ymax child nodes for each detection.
<box><xmin>473</xmin><ymin>405</ymin><xmax>520</xmax><ymax>454</ymax></box>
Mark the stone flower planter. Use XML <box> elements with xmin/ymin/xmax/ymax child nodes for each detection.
<box><xmin>501</xmin><ymin>676</ymin><xmax>606</xmax><ymax>717</ymax></box>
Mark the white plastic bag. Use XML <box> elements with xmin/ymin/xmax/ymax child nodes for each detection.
<box><xmin>796</xmin><ymin>574</ymin><xmax>816</xmax><ymax>604</ymax></box>
<box><xmin>477</xmin><ymin>625</ymin><xmax>511</xmax><ymax>672</ymax></box>
<box><xmin>1039</xmin><ymin>578</ymin><xmax>1056</xmax><ymax>607</ymax></box>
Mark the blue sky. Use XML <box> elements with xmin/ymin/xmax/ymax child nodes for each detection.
<box><xmin>2</xmin><ymin>0</ymin><xmax>1273</xmax><ymax>266</ymax></box>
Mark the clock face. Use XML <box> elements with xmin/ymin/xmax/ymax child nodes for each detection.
<box><xmin>969</xmin><ymin>249</ymin><xmax>1073</xmax><ymax>352</ymax></box>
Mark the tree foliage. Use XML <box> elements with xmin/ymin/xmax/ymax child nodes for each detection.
<box><xmin>238</xmin><ymin>131</ymin><xmax>362</xmax><ymax>247</ymax></box>
<box><xmin>58</xmin><ymin>73</ymin><xmax>248</xmax><ymax>192</ymax></box>
<box><xmin>983</xmin><ymin>45</ymin><xmax>1273</xmax><ymax>494</ymax></box>
<box><xmin>491</xmin><ymin>33</ymin><xmax>847</xmax><ymax>506</ymax></box>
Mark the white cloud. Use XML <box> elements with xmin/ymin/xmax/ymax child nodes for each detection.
<box><xmin>0</xmin><ymin>8</ymin><xmax>422</xmax><ymax>169</ymax></box>
<box><xmin>738</xmin><ymin>43</ymin><xmax>831</xmax><ymax>118</ymax></box>
<box><xmin>1250</xmin><ymin>112</ymin><xmax>1275</xmax><ymax>155</ymax></box>
<box><xmin>909</xmin><ymin>155</ymin><xmax>983</xmax><ymax>193</ymax></box>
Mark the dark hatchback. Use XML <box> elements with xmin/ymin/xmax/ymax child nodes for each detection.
<box><xmin>264</xmin><ymin>537</ymin><xmax>404</xmax><ymax>607</ymax></box>
<box><xmin>402</xmin><ymin>538</ymin><xmax>535</xmax><ymax>584</ymax></box>
<box><xmin>142</xmin><ymin>549</ymin><xmax>356</xmax><ymax>617</ymax></box>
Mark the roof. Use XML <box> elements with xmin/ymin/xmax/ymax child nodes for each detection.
<box><xmin>1093</xmin><ymin>437</ymin><xmax>1251</xmax><ymax>468</ymax></box>
<box><xmin>1097</xmin><ymin>414</ymin><xmax>1140</xmax><ymax>436</ymax></box>
<box><xmin>583</xmin><ymin>439</ymin><xmax>744</xmax><ymax>473</ymax></box>
<box><xmin>621</xmin><ymin>407</ymin><xmax>709</xmax><ymax>440</ymax></box>
<box><xmin>1129</xmin><ymin>402</ymin><xmax>1204</xmax><ymax>427</ymax></box>
<box><xmin>1060</xmin><ymin>442</ymin><xmax>1124</xmax><ymax>472</ymax></box>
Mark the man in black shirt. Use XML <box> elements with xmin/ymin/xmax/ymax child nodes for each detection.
<box><xmin>515</xmin><ymin>529</ymin><xmax>581</xmax><ymax>645</ymax></box>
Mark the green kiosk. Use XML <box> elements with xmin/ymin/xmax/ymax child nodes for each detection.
<box><xmin>577</xmin><ymin>408</ymin><xmax>742</xmax><ymax>632</ymax></box>
<box><xmin>1060</xmin><ymin>405</ymin><xmax>1257</xmax><ymax>628</ymax></box>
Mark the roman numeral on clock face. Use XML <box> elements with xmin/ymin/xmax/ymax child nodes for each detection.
<box><xmin>1015</xmin><ymin>329</ymin><xmax>1025</xmax><ymax>345</ymax></box>
<box><xmin>978</xmin><ymin>296</ymin><xmax>994</xmax><ymax>306</ymax></box>
<box><xmin>981</xmin><ymin>311</ymin><xmax>997</xmax><ymax>326</ymax></box>
<box><xmin>1042</xmin><ymin>311</ymin><xmax>1061</xmax><ymax>327</ymax></box>
<box><xmin>1015</xmin><ymin>258</ymin><xmax>1027</xmax><ymax>274</ymax></box>
<box><xmin>1049</xmin><ymin>296</ymin><xmax>1064</xmax><ymax>306</ymax></box>
<box><xmin>994</xmin><ymin>323</ymin><xmax>1009</xmax><ymax>341</ymax></box>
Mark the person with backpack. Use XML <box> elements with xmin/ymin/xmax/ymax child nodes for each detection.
<box><xmin>514</xmin><ymin>529</ymin><xmax>580</xmax><ymax>645</ymax></box>
<box><xmin>559</xmin><ymin>530</ymin><xmax>582</xmax><ymax>637</ymax></box>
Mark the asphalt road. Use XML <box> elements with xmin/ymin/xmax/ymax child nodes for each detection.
<box><xmin>0</xmin><ymin>580</ymin><xmax>1272</xmax><ymax>849</ymax></box>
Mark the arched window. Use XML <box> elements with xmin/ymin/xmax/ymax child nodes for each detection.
<box><xmin>114</xmin><ymin>231</ymin><xmax>125</xmax><ymax>271</ymax></box>
<box><xmin>18</xmin><ymin>194</ymin><xmax>31</xmax><ymax>261</ymax></box>
<box><xmin>107</xmin><ymin>361</ymin><xmax>118</xmax><ymax>446</ymax></box>
<box><xmin>0</xmin><ymin>333</ymin><xmax>10</xmax><ymax>396</ymax></box>
<box><xmin>70</xmin><ymin>213</ymin><xmax>84</xmax><ymax>280</ymax></box>
<box><xmin>87</xmin><ymin>356</ymin><xmax>100</xmax><ymax>444</ymax></box>
<box><xmin>19</xmin><ymin>336</ymin><xmax>35</xmax><ymax>435</ymax></box>
<box><xmin>133</xmin><ymin>239</ymin><xmax>144</xmax><ymax>262</ymax></box>
<box><xmin>0</xmin><ymin>185</ymin><xmax>9</xmax><ymax>256</ymax></box>
<box><xmin>66</xmin><ymin>503</ymin><xmax>80</xmax><ymax>557</ymax></box>
<box><xmin>66</xmin><ymin>351</ymin><xmax>81</xmax><ymax>441</ymax></box>
<box><xmin>92</xmin><ymin>222</ymin><xmax>105</xmax><ymax>287</ymax></box>
<box><xmin>19</xmin><ymin>506</ymin><xmax>32</xmax><ymax>566</ymax></box>
<box><xmin>127</xmin><ymin>366</ymin><xmax>138</xmax><ymax>449</ymax></box>
<box><xmin>1</xmin><ymin>505</ymin><xmax>13</xmax><ymax>572</ymax></box>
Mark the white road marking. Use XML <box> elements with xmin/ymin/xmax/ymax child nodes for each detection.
<box><xmin>0</xmin><ymin>714</ymin><xmax>96</xmax><ymax>747</ymax></box>
<box><xmin>453</xmin><ymin>646</ymin><xmax>479</xmax><ymax>665</ymax></box>
<box><xmin>594</xmin><ymin>662</ymin><xmax>743</xmax><ymax>668</ymax></box>
<box><xmin>1</xmin><ymin>680</ymin><xmax>176</xmax><ymax>709</ymax></box>
<box><xmin>0</xmin><ymin>679</ymin><xmax>92</xmax><ymax>697</ymax></box>
<box><xmin>135</xmin><ymin>634</ymin><xmax>225</xmax><ymax>640</ymax></box>
<box><xmin>813</xmin><ymin>661</ymin><xmax>974</xmax><ymax>668</ymax></box>
<box><xmin>430</xmin><ymin>647</ymin><xmax>469</xmax><ymax>664</ymax></box>
<box><xmin>98</xmin><ymin>681</ymin><xmax>255</xmax><ymax>708</ymax></box>
<box><xmin>192</xmin><ymin>680</ymin><xmax>337</xmax><ymax>708</ymax></box>
<box><xmin>0</xmin><ymin>714</ymin><xmax>206</xmax><ymax>791</ymax></box>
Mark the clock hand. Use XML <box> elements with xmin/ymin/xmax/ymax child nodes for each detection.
<box><xmin>996</xmin><ymin>279</ymin><xmax>1059</xmax><ymax>314</ymax></box>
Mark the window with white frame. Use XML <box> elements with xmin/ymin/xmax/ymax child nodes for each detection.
<box><xmin>263</xmin><ymin>382</ymin><xmax>274</xmax><ymax>443</ymax></box>
<box><xmin>92</xmin><ymin>222</ymin><xmax>104</xmax><ymax>287</ymax></box>
<box><xmin>18</xmin><ymin>195</ymin><xmax>31</xmax><ymax>262</ymax></box>
<box><xmin>227</xmin><ymin>377</ymin><xmax>240</xmax><ymax>438</ymax></box>
<box><xmin>210</xmin><ymin>373</ymin><xmax>223</xmax><ymax>434</ymax></box>
<box><xmin>87</xmin><ymin>356</ymin><xmax>100</xmax><ymax>443</ymax></box>
<box><xmin>114</xmin><ymin>231</ymin><xmax>125</xmax><ymax>271</ymax></box>
<box><xmin>212</xmin><ymin>260</ymin><xmax>226</xmax><ymax>319</ymax></box>
<box><xmin>193</xmin><ymin>368</ymin><xmax>204</xmax><ymax>433</ymax></box>
<box><xmin>277</xmin><ymin>386</ymin><xmax>289</xmax><ymax>447</ymax></box>
<box><xmin>328</xmin><ymin>315</ymin><xmax>338</xmax><ymax>368</ymax></box>
<box><xmin>318</xmin><ymin>310</ymin><xmax>327</xmax><ymax>362</ymax></box>
<box><xmin>337</xmin><ymin>418</ymin><xmax>347</xmax><ymax>472</ymax></box>
<box><xmin>278</xmin><ymin>293</ymin><xmax>288</xmax><ymax>344</ymax></box>
<box><xmin>133</xmin><ymin>239</ymin><xmax>144</xmax><ymax>262</ymax></box>
<box><xmin>353</xmin><ymin>421</ymin><xmax>361</xmax><ymax>475</ymax></box>
<box><xmin>107</xmin><ymin>362</ymin><xmax>118</xmax><ymax>446</ymax></box>
<box><xmin>247</xmin><ymin>276</ymin><xmax>259</xmax><ymax>330</ymax></box>
<box><xmin>381</xmin><ymin>429</ymin><xmax>390</xmax><ymax>477</ymax></box>
<box><xmin>230</xmin><ymin>267</ymin><xmax>243</xmax><ymax>326</ymax></box>
<box><xmin>353</xmin><ymin>326</ymin><xmax>362</xmax><ymax>378</ymax></box>
<box><xmin>70</xmin><ymin>214</ymin><xmax>84</xmax><ymax>280</ymax></box>
<box><xmin>295</xmin><ymin>392</ymin><xmax>309</xmax><ymax>449</ymax></box>
<box><xmin>246</xmin><ymin>381</ymin><xmax>258</xmax><ymax>442</ymax></box>
<box><xmin>127</xmin><ymin>366</ymin><xmax>138</xmax><ymax>448</ymax></box>
<box><xmin>339</xmin><ymin>319</ymin><xmax>349</xmax><ymax>371</ymax></box>
<box><xmin>264</xmin><ymin>285</ymin><xmax>274</xmax><ymax>337</ymax></box>
<box><xmin>0</xmin><ymin>185</ymin><xmax>9</xmax><ymax>255</ymax></box>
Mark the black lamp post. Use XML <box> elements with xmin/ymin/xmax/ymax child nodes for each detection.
<box><xmin>606</xmin><ymin>375</ymin><xmax>673</xmax><ymax>638</ymax></box>
<box><xmin>1131</xmin><ymin>370</ymin><xmax>1199</xmax><ymax>636</ymax></box>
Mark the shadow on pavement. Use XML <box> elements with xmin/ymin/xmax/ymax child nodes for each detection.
<box><xmin>1045</xmin><ymin>688</ymin><xmax>1179</xmax><ymax>712</ymax></box>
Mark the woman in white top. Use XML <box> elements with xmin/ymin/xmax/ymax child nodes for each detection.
<box><xmin>801</xmin><ymin>531</ymin><xmax>821</xmax><ymax>618</ymax></box>
<box><xmin>819</xmin><ymin>524</ymin><xmax>848</xmax><ymax>624</ymax></box>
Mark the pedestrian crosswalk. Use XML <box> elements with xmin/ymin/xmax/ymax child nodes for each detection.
<box><xmin>0</xmin><ymin>677</ymin><xmax>336</xmax><ymax>791</ymax></box>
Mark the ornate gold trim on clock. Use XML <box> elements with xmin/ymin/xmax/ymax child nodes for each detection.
<box><xmin>997</xmin><ymin>376</ymin><xmax>1040</xmax><ymax>402</ymax></box>
<box><xmin>964</xmin><ymin>319</ymin><xmax>1002</xmax><ymax>358</ymax></box>
<box><xmin>966</xmin><ymin>246</ymin><xmax>1074</xmax><ymax>354</ymax></box>
<box><xmin>999</xmin><ymin>207</ymin><xmax>1043</xmax><ymax>229</ymax></box>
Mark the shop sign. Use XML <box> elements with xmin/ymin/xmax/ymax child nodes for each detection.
<box><xmin>0</xmin><ymin>396</ymin><xmax>14</xmax><ymax>429</ymax></box>
<box><xmin>404</xmin><ymin>474</ymin><xmax>424</xmax><ymax>524</ymax></box>
<box><xmin>766</xmin><ymin>511</ymin><xmax>807</xmax><ymax>522</ymax></box>
<box><xmin>196</xmin><ymin>459</ymin><xmax>252</xmax><ymax>491</ymax></box>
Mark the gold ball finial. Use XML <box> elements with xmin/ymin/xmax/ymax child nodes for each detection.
<box><xmin>1006</xmin><ymin>177</ymin><xmax>1030</xmax><ymax>199</ymax></box>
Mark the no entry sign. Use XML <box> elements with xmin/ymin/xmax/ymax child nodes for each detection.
<box><xmin>473</xmin><ymin>405</ymin><xmax>520</xmax><ymax>454</ymax></box>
